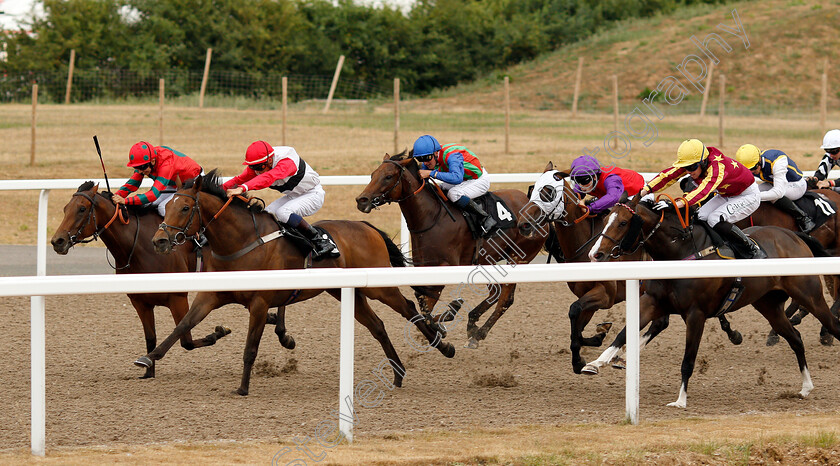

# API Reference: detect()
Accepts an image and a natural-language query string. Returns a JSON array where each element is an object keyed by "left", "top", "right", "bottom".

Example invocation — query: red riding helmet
[
  {"left": 244, "top": 141, "right": 275, "bottom": 165},
  {"left": 127, "top": 141, "right": 157, "bottom": 167}
]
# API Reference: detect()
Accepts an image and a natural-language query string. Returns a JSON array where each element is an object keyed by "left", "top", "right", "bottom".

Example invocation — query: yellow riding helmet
[
  {"left": 673, "top": 139, "right": 710, "bottom": 167},
  {"left": 735, "top": 144, "right": 761, "bottom": 169}
]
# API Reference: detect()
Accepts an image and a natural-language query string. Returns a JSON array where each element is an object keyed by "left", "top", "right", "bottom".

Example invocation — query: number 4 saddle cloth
[{"left": 462, "top": 192, "right": 517, "bottom": 239}]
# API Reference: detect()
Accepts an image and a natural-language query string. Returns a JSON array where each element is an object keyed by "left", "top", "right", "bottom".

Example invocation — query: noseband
[
  {"left": 158, "top": 192, "right": 203, "bottom": 246},
  {"left": 68, "top": 192, "right": 127, "bottom": 245},
  {"left": 368, "top": 159, "right": 426, "bottom": 208}
]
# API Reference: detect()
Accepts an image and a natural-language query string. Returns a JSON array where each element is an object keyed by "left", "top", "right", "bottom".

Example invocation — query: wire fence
[{"left": 0, "top": 69, "right": 389, "bottom": 105}]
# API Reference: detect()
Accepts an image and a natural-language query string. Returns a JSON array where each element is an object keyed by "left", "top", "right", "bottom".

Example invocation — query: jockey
[
  {"left": 222, "top": 141, "right": 338, "bottom": 260},
  {"left": 569, "top": 155, "right": 645, "bottom": 214},
  {"left": 112, "top": 142, "right": 202, "bottom": 216},
  {"left": 413, "top": 135, "right": 497, "bottom": 235},
  {"left": 640, "top": 138, "right": 766, "bottom": 259},
  {"left": 807, "top": 129, "right": 840, "bottom": 189},
  {"left": 735, "top": 144, "right": 816, "bottom": 233}
]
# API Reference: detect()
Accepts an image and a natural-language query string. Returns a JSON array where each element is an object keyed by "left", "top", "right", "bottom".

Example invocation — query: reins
[{"left": 69, "top": 191, "right": 129, "bottom": 245}]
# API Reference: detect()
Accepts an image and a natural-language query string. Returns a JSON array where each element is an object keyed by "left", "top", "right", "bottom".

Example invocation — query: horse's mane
[
  {"left": 388, "top": 149, "right": 421, "bottom": 178},
  {"left": 189, "top": 169, "right": 264, "bottom": 213},
  {"left": 77, "top": 181, "right": 96, "bottom": 193}
]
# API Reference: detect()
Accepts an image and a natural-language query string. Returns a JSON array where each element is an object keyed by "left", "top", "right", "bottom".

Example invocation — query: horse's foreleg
[
  {"left": 135, "top": 292, "right": 222, "bottom": 370},
  {"left": 167, "top": 295, "right": 231, "bottom": 350},
  {"left": 414, "top": 286, "right": 447, "bottom": 338},
  {"left": 341, "top": 290, "right": 405, "bottom": 388},
  {"left": 767, "top": 301, "right": 801, "bottom": 346},
  {"left": 467, "top": 284, "right": 516, "bottom": 348},
  {"left": 569, "top": 284, "right": 613, "bottom": 374},
  {"left": 272, "top": 306, "right": 296, "bottom": 349},
  {"left": 236, "top": 298, "right": 270, "bottom": 396},
  {"left": 609, "top": 315, "right": 672, "bottom": 370},
  {"left": 666, "top": 310, "right": 706, "bottom": 408},
  {"left": 717, "top": 315, "right": 743, "bottom": 345},
  {"left": 754, "top": 295, "right": 812, "bottom": 398},
  {"left": 582, "top": 293, "right": 660, "bottom": 375},
  {"left": 370, "top": 288, "right": 455, "bottom": 359},
  {"left": 129, "top": 298, "right": 157, "bottom": 379}
]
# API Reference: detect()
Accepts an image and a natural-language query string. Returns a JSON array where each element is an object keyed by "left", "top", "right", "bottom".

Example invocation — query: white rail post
[
  {"left": 31, "top": 189, "right": 49, "bottom": 456},
  {"left": 400, "top": 215, "right": 409, "bottom": 257},
  {"left": 625, "top": 279, "right": 640, "bottom": 425},
  {"left": 339, "top": 287, "right": 355, "bottom": 442}
]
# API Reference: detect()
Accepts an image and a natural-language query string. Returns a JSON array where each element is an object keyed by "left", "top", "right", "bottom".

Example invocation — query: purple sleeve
[{"left": 588, "top": 174, "right": 625, "bottom": 212}]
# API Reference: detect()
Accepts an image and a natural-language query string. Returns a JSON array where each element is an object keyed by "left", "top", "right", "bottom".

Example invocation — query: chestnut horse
[
  {"left": 50, "top": 181, "right": 231, "bottom": 378},
  {"left": 144, "top": 171, "right": 455, "bottom": 395},
  {"left": 736, "top": 189, "right": 840, "bottom": 346},
  {"left": 355, "top": 151, "right": 546, "bottom": 348},
  {"left": 586, "top": 195, "right": 840, "bottom": 408}
]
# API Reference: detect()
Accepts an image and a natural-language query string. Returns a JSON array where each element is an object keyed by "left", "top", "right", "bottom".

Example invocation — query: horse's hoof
[
  {"left": 134, "top": 356, "right": 153, "bottom": 368},
  {"left": 464, "top": 338, "right": 479, "bottom": 349},
  {"left": 439, "top": 342, "right": 456, "bottom": 358},
  {"left": 235, "top": 387, "right": 248, "bottom": 396},
  {"left": 790, "top": 315, "right": 803, "bottom": 326},
  {"left": 280, "top": 334, "right": 296, "bottom": 350},
  {"left": 595, "top": 322, "right": 613, "bottom": 334},
  {"left": 728, "top": 331, "right": 743, "bottom": 345},
  {"left": 610, "top": 357, "right": 626, "bottom": 370},
  {"left": 216, "top": 325, "right": 232, "bottom": 336},
  {"left": 394, "top": 377, "right": 403, "bottom": 388},
  {"left": 580, "top": 364, "right": 599, "bottom": 375},
  {"left": 766, "top": 333, "right": 780, "bottom": 346},
  {"left": 139, "top": 370, "right": 154, "bottom": 379},
  {"left": 666, "top": 401, "right": 687, "bottom": 408},
  {"left": 819, "top": 334, "right": 834, "bottom": 346}
]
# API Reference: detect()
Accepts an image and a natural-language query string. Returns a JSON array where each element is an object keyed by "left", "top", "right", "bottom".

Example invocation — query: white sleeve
[{"left": 759, "top": 157, "right": 789, "bottom": 201}]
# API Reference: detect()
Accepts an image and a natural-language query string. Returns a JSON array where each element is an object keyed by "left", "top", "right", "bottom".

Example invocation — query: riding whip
[{"left": 93, "top": 135, "right": 112, "bottom": 193}]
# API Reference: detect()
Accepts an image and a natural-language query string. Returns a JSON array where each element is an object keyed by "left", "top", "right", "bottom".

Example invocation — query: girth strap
[{"left": 211, "top": 230, "right": 283, "bottom": 261}]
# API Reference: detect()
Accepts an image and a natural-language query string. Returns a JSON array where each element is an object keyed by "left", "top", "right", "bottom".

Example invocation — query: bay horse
[
  {"left": 145, "top": 171, "right": 455, "bottom": 396},
  {"left": 585, "top": 195, "right": 840, "bottom": 408},
  {"left": 50, "top": 181, "right": 231, "bottom": 378},
  {"left": 736, "top": 189, "right": 840, "bottom": 346},
  {"left": 355, "top": 150, "right": 546, "bottom": 348}
]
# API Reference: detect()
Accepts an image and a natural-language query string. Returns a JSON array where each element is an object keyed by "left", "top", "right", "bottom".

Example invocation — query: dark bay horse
[
  {"left": 585, "top": 195, "right": 840, "bottom": 408},
  {"left": 736, "top": 189, "right": 840, "bottom": 346},
  {"left": 50, "top": 181, "right": 231, "bottom": 378},
  {"left": 355, "top": 151, "right": 546, "bottom": 348},
  {"left": 145, "top": 171, "right": 455, "bottom": 396},
  {"left": 516, "top": 163, "right": 645, "bottom": 373}
]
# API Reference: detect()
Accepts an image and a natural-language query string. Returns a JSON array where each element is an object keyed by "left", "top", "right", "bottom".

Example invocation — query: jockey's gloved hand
[
  {"left": 651, "top": 200, "right": 671, "bottom": 211},
  {"left": 584, "top": 197, "right": 596, "bottom": 206}
]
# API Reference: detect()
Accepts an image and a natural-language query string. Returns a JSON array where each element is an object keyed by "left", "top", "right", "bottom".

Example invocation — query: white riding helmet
[{"left": 820, "top": 129, "right": 840, "bottom": 150}]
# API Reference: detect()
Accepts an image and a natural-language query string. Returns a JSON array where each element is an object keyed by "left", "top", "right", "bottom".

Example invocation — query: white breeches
[
  {"left": 265, "top": 185, "right": 325, "bottom": 223},
  {"left": 439, "top": 169, "right": 491, "bottom": 202},
  {"left": 698, "top": 182, "right": 761, "bottom": 227}
]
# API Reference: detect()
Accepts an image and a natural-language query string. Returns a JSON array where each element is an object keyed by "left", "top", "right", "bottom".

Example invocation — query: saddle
[
  {"left": 695, "top": 221, "right": 767, "bottom": 260},
  {"left": 462, "top": 192, "right": 517, "bottom": 239}
]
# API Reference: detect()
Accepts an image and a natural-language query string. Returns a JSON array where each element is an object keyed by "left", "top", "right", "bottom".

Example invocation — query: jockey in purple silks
[{"left": 569, "top": 156, "right": 645, "bottom": 214}]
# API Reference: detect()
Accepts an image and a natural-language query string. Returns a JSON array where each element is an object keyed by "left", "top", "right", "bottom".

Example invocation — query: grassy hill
[{"left": 418, "top": 0, "right": 840, "bottom": 116}]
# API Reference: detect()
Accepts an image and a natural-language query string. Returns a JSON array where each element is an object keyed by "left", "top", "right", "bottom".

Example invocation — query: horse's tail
[
  {"left": 362, "top": 221, "right": 437, "bottom": 297},
  {"left": 795, "top": 231, "right": 831, "bottom": 257}
]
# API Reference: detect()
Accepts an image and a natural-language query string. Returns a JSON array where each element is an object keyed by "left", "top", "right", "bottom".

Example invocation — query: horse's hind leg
[
  {"left": 753, "top": 294, "right": 812, "bottom": 398},
  {"left": 129, "top": 298, "right": 157, "bottom": 379},
  {"left": 166, "top": 295, "right": 231, "bottom": 351},
  {"left": 767, "top": 301, "right": 801, "bottom": 346},
  {"left": 333, "top": 289, "right": 406, "bottom": 388},
  {"left": 368, "top": 287, "right": 455, "bottom": 359},
  {"left": 717, "top": 315, "right": 743, "bottom": 345},
  {"left": 569, "top": 284, "right": 613, "bottom": 374},
  {"left": 467, "top": 284, "right": 516, "bottom": 349},
  {"left": 791, "top": 276, "right": 840, "bottom": 346},
  {"left": 414, "top": 286, "right": 447, "bottom": 338},
  {"left": 610, "top": 315, "right": 671, "bottom": 370},
  {"left": 272, "top": 306, "right": 296, "bottom": 349}
]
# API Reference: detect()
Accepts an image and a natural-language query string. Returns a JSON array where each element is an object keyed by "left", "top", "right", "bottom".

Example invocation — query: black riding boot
[
  {"left": 296, "top": 220, "right": 339, "bottom": 260},
  {"left": 464, "top": 199, "right": 498, "bottom": 235},
  {"left": 773, "top": 196, "right": 816, "bottom": 233},
  {"left": 713, "top": 221, "right": 767, "bottom": 259}
]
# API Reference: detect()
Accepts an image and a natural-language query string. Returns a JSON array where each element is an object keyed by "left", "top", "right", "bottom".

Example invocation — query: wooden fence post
[
  {"left": 504, "top": 76, "right": 510, "bottom": 154},
  {"left": 612, "top": 75, "right": 619, "bottom": 149},
  {"left": 282, "top": 76, "right": 287, "bottom": 146},
  {"left": 719, "top": 74, "right": 725, "bottom": 147},
  {"left": 30, "top": 84, "right": 38, "bottom": 166},
  {"left": 821, "top": 58, "right": 828, "bottom": 136},
  {"left": 64, "top": 49, "right": 75, "bottom": 104},
  {"left": 699, "top": 61, "right": 714, "bottom": 119},
  {"left": 159, "top": 78, "right": 165, "bottom": 145},
  {"left": 199, "top": 48, "right": 212, "bottom": 108},
  {"left": 323, "top": 55, "right": 345, "bottom": 114},
  {"left": 394, "top": 78, "right": 400, "bottom": 154},
  {"left": 572, "top": 57, "right": 583, "bottom": 117}
]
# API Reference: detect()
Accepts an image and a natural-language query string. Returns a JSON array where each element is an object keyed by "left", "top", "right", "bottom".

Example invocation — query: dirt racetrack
[{"left": 2, "top": 246, "right": 840, "bottom": 452}]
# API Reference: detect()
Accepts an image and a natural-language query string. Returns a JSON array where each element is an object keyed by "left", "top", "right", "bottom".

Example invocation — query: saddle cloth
[
  {"left": 796, "top": 191, "right": 836, "bottom": 230},
  {"left": 463, "top": 192, "right": 517, "bottom": 239}
]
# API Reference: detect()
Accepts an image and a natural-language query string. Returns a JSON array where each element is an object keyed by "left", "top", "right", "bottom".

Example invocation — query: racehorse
[
  {"left": 50, "top": 181, "right": 231, "bottom": 378},
  {"left": 145, "top": 170, "right": 455, "bottom": 395},
  {"left": 736, "top": 189, "right": 840, "bottom": 346},
  {"left": 585, "top": 195, "right": 840, "bottom": 408},
  {"left": 355, "top": 150, "right": 546, "bottom": 348}
]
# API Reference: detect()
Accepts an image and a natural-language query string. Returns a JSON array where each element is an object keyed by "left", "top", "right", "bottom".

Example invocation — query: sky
[{"left": 0, "top": 0, "right": 413, "bottom": 30}]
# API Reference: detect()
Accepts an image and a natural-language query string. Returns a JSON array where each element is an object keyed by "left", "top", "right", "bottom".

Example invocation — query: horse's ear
[
  {"left": 544, "top": 161, "right": 554, "bottom": 172},
  {"left": 630, "top": 192, "right": 642, "bottom": 206},
  {"left": 194, "top": 174, "right": 203, "bottom": 190},
  {"left": 175, "top": 175, "right": 183, "bottom": 189},
  {"left": 383, "top": 153, "right": 390, "bottom": 161},
  {"left": 91, "top": 184, "right": 99, "bottom": 195}
]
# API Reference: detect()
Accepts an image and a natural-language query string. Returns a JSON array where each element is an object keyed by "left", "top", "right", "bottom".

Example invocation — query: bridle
[
  {"left": 368, "top": 159, "right": 427, "bottom": 208},
  {"left": 67, "top": 191, "right": 137, "bottom": 270},
  {"left": 157, "top": 190, "right": 250, "bottom": 246},
  {"left": 603, "top": 195, "right": 692, "bottom": 258}
]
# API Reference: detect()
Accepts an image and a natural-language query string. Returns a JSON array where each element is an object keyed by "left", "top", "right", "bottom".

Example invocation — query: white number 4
[{"left": 496, "top": 202, "right": 513, "bottom": 221}]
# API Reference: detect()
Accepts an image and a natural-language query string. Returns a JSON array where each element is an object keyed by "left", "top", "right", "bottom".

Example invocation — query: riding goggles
[
  {"left": 250, "top": 162, "right": 271, "bottom": 172},
  {"left": 684, "top": 162, "right": 701, "bottom": 171},
  {"left": 134, "top": 163, "right": 151, "bottom": 171},
  {"left": 571, "top": 175, "right": 594, "bottom": 186},
  {"left": 415, "top": 154, "right": 434, "bottom": 163},
  {"left": 826, "top": 148, "right": 840, "bottom": 155}
]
